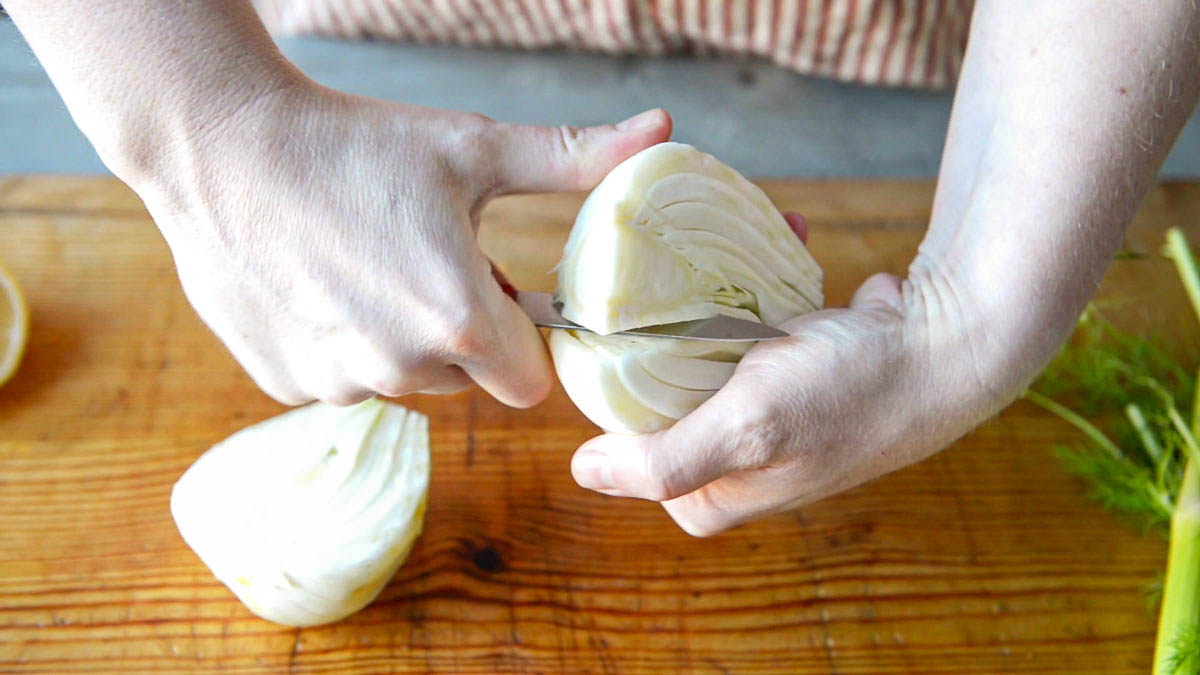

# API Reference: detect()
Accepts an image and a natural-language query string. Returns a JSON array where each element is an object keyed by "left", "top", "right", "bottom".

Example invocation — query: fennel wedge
[
  {"left": 550, "top": 142, "right": 823, "bottom": 434},
  {"left": 171, "top": 398, "right": 429, "bottom": 627}
]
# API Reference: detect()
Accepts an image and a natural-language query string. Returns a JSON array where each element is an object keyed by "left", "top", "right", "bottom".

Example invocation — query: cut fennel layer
[
  {"left": 551, "top": 329, "right": 749, "bottom": 434},
  {"left": 556, "top": 142, "right": 822, "bottom": 336}
]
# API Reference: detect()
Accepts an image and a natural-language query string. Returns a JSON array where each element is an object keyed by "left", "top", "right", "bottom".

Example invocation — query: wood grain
[{"left": 2, "top": 176, "right": 1199, "bottom": 673}]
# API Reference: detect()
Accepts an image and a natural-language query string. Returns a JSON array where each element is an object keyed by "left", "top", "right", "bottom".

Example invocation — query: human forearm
[
  {"left": 914, "top": 0, "right": 1200, "bottom": 402},
  {"left": 567, "top": 2, "right": 1199, "bottom": 534},
  {"left": 4, "top": 0, "right": 302, "bottom": 183}
]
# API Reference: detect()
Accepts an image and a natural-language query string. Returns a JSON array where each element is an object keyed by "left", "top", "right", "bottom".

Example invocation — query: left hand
[
  {"left": 568, "top": 222, "right": 1016, "bottom": 536},
  {"left": 566, "top": 0, "right": 1200, "bottom": 536}
]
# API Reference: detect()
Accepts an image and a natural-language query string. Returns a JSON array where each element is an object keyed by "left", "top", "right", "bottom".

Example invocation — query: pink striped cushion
[{"left": 253, "top": 0, "right": 973, "bottom": 89}]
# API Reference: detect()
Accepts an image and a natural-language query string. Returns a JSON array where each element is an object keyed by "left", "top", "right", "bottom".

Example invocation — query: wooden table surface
[{"left": 1, "top": 176, "right": 1199, "bottom": 674}]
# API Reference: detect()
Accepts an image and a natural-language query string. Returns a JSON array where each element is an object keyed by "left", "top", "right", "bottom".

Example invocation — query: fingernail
[
  {"left": 783, "top": 212, "right": 808, "bottom": 244},
  {"left": 616, "top": 109, "right": 661, "bottom": 132},
  {"left": 572, "top": 449, "right": 614, "bottom": 491}
]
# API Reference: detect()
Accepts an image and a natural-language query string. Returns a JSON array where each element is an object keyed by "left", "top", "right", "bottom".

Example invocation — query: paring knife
[{"left": 515, "top": 291, "right": 789, "bottom": 342}]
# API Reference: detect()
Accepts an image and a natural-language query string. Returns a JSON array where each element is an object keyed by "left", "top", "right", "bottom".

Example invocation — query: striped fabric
[{"left": 253, "top": 0, "right": 974, "bottom": 89}]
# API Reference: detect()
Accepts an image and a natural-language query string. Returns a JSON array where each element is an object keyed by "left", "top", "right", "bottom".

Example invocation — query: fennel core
[{"left": 1024, "top": 227, "right": 1200, "bottom": 674}]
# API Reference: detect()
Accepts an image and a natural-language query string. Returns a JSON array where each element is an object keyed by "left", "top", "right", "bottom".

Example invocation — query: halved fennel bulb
[
  {"left": 170, "top": 399, "right": 429, "bottom": 627},
  {"left": 550, "top": 142, "right": 823, "bottom": 434}
]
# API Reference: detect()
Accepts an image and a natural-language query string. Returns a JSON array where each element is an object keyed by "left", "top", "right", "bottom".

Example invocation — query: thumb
[
  {"left": 570, "top": 386, "right": 765, "bottom": 502},
  {"left": 491, "top": 109, "right": 672, "bottom": 194}
]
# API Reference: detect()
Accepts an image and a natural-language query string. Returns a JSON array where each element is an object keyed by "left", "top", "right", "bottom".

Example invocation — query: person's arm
[
  {"left": 4, "top": 0, "right": 672, "bottom": 406},
  {"left": 918, "top": 0, "right": 1200, "bottom": 396},
  {"left": 569, "top": 1, "right": 1200, "bottom": 535},
  {"left": 3, "top": 1, "right": 297, "bottom": 186}
]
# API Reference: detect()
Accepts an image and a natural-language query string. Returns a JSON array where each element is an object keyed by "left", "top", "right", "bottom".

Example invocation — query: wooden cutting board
[{"left": 1, "top": 176, "right": 1199, "bottom": 674}]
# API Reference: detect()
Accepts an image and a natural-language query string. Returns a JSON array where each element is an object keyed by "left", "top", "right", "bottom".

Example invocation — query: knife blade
[{"left": 515, "top": 291, "right": 789, "bottom": 342}]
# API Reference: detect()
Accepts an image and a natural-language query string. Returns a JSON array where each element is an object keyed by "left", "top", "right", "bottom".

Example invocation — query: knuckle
[
  {"left": 291, "top": 356, "right": 370, "bottom": 407},
  {"left": 442, "top": 112, "right": 497, "bottom": 148},
  {"left": 359, "top": 362, "right": 415, "bottom": 399},
  {"left": 419, "top": 379, "right": 473, "bottom": 395},
  {"left": 446, "top": 328, "right": 485, "bottom": 360},
  {"left": 642, "top": 452, "right": 685, "bottom": 502},
  {"left": 301, "top": 368, "right": 372, "bottom": 406},
  {"left": 552, "top": 125, "right": 588, "bottom": 188},
  {"left": 370, "top": 356, "right": 439, "bottom": 398},
  {"left": 420, "top": 366, "right": 474, "bottom": 395},
  {"left": 389, "top": 365, "right": 472, "bottom": 397},
  {"left": 644, "top": 482, "right": 677, "bottom": 503},
  {"left": 374, "top": 379, "right": 413, "bottom": 399},
  {"left": 432, "top": 301, "right": 491, "bottom": 361},
  {"left": 440, "top": 113, "right": 499, "bottom": 183},
  {"left": 324, "top": 388, "right": 373, "bottom": 407},
  {"left": 241, "top": 360, "right": 310, "bottom": 406},
  {"left": 554, "top": 124, "right": 587, "bottom": 156}
]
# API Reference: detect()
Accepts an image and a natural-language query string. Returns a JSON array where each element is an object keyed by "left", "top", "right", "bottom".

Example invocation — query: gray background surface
[{"left": 2, "top": 16, "right": 1198, "bottom": 178}]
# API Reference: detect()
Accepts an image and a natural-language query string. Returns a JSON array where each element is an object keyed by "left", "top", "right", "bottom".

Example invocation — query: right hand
[{"left": 130, "top": 81, "right": 671, "bottom": 406}]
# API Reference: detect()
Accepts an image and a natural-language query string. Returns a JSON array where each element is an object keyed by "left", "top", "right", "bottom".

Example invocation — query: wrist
[
  {"left": 904, "top": 254, "right": 1090, "bottom": 422},
  {"left": 100, "top": 62, "right": 311, "bottom": 190}
]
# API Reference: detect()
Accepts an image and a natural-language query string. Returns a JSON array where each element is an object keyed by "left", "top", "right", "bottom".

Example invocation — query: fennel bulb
[
  {"left": 170, "top": 398, "right": 430, "bottom": 627},
  {"left": 550, "top": 142, "right": 823, "bottom": 434}
]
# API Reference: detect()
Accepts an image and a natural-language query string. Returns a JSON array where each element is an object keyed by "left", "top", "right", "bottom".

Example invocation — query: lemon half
[{"left": 0, "top": 260, "right": 29, "bottom": 387}]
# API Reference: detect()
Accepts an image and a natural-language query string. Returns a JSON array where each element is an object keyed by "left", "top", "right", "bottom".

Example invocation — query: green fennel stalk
[
  {"left": 1027, "top": 227, "right": 1200, "bottom": 674},
  {"left": 1159, "top": 459, "right": 1200, "bottom": 674},
  {"left": 1156, "top": 230, "right": 1200, "bottom": 674}
]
